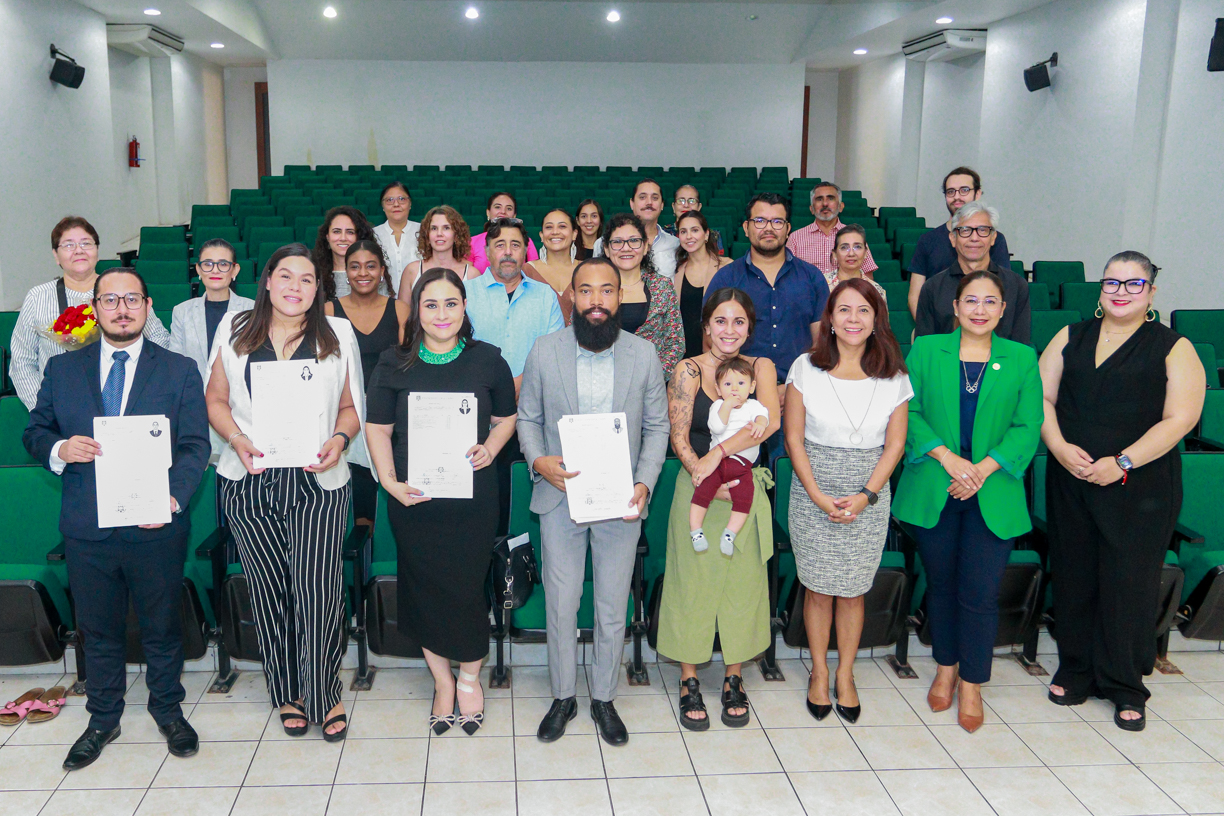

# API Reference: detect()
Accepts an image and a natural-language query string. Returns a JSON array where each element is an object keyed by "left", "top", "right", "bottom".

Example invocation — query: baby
[{"left": 690, "top": 357, "right": 769, "bottom": 556}]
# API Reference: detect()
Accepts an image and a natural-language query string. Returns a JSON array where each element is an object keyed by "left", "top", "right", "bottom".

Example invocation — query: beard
[
  {"left": 749, "top": 236, "right": 785, "bottom": 258},
  {"left": 572, "top": 305, "right": 622, "bottom": 352},
  {"left": 101, "top": 319, "right": 142, "bottom": 344}
]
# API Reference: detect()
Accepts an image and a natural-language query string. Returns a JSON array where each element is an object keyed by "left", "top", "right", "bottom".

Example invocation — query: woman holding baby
[
  {"left": 784, "top": 278, "right": 911, "bottom": 724},
  {"left": 655, "top": 287, "right": 781, "bottom": 731}
]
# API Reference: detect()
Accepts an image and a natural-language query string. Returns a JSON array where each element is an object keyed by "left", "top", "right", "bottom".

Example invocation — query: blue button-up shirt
[
  {"left": 704, "top": 249, "right": 830, "bottom": 382},
  {"left": 576, "top": 343, "right": 615, "bottom": 415},
  {"left": 465, "top": 270, "right": 565, "bottom": 377}
]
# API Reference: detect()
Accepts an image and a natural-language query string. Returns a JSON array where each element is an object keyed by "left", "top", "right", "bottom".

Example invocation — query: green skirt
[{"left": 655, "top": 464, "right": 774, "bottom": 665}]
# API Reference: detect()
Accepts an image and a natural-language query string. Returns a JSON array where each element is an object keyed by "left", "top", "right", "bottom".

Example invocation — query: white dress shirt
[
  {"left": 49, "top": 335, "right": 145, "bottom": 473},
  {"left": 373, "top": 219, "right": 422, "bottom": 278}
]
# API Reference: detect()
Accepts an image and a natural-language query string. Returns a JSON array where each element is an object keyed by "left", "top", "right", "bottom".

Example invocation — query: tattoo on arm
[{"left": 668, "top": 360, "right": 701, "bottom": 471}]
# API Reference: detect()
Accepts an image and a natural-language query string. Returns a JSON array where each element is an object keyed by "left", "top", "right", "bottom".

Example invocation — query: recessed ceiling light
[
  {"left": 323, "top": 6, "right": 337, "bottom": 18},
  {"left": 746, "top": 14, "right": 758, "bottom": 21},
  {"left": 210, "top": 43, "right": 225, "bottom": 49},
  {"left": 465, "top": 7, "right": 479, "bottom": 19},
  {"left": 853, "top": 48, "right": 868, "bottom": 55},
  {"left": 607, "top": 10, "right": 621, "bottom": 22},
  {"left": 143, "top": 7, "right": 160, "bottom": 15},
  {"left": 936, "top": 16, "right": 954, "bottom": 24}
]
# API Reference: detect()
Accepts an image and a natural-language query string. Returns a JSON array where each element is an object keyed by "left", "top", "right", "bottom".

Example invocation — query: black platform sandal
[
  {"left": 679, "top": 677, "right": 710, "bottom": 732},
  {"left": 721, "top": 675, "right": 750, "bottom": 728},
  {"left": 280, "top": 704, "right": 308, "bottom": 737},
  {"left": 1114, "top": 704, "right": 1146, "bottom": 732},
  {"left": 1047, "top": 686, "right": 1090, "bottom": 706},
  {"left": 322, "top": 712, "right": 348, "bottom": 743}
]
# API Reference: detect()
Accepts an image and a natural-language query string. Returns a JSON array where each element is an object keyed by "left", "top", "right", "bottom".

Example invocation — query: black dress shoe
[
  {"left": 590, "top": 700, "right": 628, "bottom": 746},
  {"left": 834, "top": 679, "right": 861, "bottom": 724},
  {"left": 63, "top": 726, "right": 121, "bottom": 771},
  {"left": 536, "top": 697, "right": 577, "bottom": 742},
  {"left": 158, "top": 717, "right": 199, "bottom": 757}
]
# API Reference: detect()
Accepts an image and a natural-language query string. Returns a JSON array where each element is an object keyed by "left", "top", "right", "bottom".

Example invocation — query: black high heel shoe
[
  {"left": 806, "top": 673, "right": 832, "bottom": 721},
  {"left": 834, "top": 677, "right": 861, "bottom": 724},
  {"left": 430, "top": 691, "right": 456, "bottom": 736}
]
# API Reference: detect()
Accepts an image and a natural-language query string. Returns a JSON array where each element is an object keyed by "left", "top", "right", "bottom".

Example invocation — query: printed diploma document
[
  {"left": 250, "top": 360, "right": 323, "bottom": 468},
  {"left": 93, "top": 414, "right": 173, "bottom": 528},
  {"left": 557, "top": 412, "right": 635, "bottom": 523},
  {"left": 406, "top": 392, "right": 477, "bottom": 499}
]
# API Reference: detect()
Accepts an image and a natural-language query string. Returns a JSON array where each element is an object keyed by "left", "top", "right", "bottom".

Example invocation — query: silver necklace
[
  {"left": 827, "top": 373, "right": 877, "bottom": 445},
  {"left": 962, "top": 360, "right": 986, "bottom": 394}
]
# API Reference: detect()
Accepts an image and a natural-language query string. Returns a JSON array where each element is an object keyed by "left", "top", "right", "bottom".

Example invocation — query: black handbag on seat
[{"left": 488, "top": 533, "right": 539, "bottom": 610}]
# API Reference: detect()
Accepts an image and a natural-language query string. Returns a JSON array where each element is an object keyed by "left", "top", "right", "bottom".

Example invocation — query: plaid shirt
[{"left": 786, "top": 220, "right": 878, "bottom": 277}]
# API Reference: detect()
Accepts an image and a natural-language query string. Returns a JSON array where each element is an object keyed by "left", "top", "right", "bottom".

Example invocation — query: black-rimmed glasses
[
  {"left": 1101, "top": 278, "right": 1150, "bottom": 294},
  {"left": 607, "top": 236, "right": 645, "bottom": 250},
  {"left": 197, "top": 260, "right": 234, "bottom": 273},
  {"left": 96, "top": 293, "right": 146, "bottom": 310},
  {"left": 952, "top": 225, "right": 996, "bottom": 238},
  {"left": 944, "top": 186, "right": 978, "bottom": 198},
  {"left": 748, "top": 217, "right": 787, "bottom": 230}
]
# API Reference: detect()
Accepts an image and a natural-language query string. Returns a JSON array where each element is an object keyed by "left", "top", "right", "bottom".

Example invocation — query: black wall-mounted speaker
[
  {"left": 1209, "top": 18, "right": 1224, "bottom": 72},
  {"left": 1024, "top": 63, "right": 1051, "bottom": 92},
  {"left": 49, "top": 44, "right": 85, "bottom": 89}
]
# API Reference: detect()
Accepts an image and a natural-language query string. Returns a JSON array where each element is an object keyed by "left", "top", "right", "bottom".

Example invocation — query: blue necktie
[{"left": 102, "top": 350, "right": 129, "bottom": 417}]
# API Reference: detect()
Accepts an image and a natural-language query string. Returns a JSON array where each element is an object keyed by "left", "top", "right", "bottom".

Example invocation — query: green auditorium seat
[
  {"left": 295, "top": 216, "right": 325, "bottom": 244},
  {"left": 364, "top": 487, "right": 424, "bottom": 660},
  {"left": 893, "top": 227, "right": 927, "bottom": 252},
  {"left": 256, "top": 242, "right": 292, "bottom": 276},
  {"left": 1060, "top": 281, "right": 1100, "bottom": 322},
  {"left": 283, "top": 204, "right": 321, "bottom": 223},
  {"left": 134, "top": 260, "right": 190, "bottom": 284},
  {"left": 154, "top": 310, "right": 173, "bottom": 330},
  {"left": 1192, "top": 343, "right": 1220, "bottom": 389},
  {"left": 877, "top": 207, "right": 917, "bottom": 229},
  {"left": 0, "top": 465, "right": 70, "bottom": 665},
  {"left": 889, "top": 310, "right": 916, "bottom": 343},
  {"left": 881, "top": 281, "right": 909, "bottom": 309},
  {"left": 1010, "top": 260, "right": 1026, "bottom": 278},
  {"left": 236, "top": 283, "right": 259, "bottom": 300},
  {"left": 873, "top": 260, "right": 902, "bottom": 283},
  {"left": 96, "top": 260, "right": 124, "bottom": 273},
  {"left": 0, "top": 311, "right": 18, "bottom": 353},
  {"left": 1172, "top": 453, "right": 1224, "bottom": 642},
  {"left": 230, "top": 189, "right": 265, "bottom": 203},
  {"left": 191, "top": 204, "right": 230, "bottom": 223},
  {"left": 233, "top": 204, "right": 276, "bottom": 229},
  {"left": 145, "top": 283, "right": 193, "bottom": 311},
  {"left": 1031, "top": 310, "right": 1081, "bottom": 352},
  {"left": 1027, "top": 282, "right": 1051, "bottom": 311},
  {"left": 191, "top": 225, "right": 242, "bottom": 253},
  {"left": 1031, "top": 261, "right": 1086, "bottom": 307},
  {"left": 246, "top": 226, "right": 294, "bottom": 250},
  {"left": 140, "top": 226, "right": 186, "bottom": 244},
  {"left": 315, "top": 164, "right": 344, "bottom": 174},
  {"left": 1197, "top": 389, "right": 1224, "bottom": 442},
  {"left": 900, "top": 243, "right": 918, "bottom": 272},
  {"left": 139, "top": 243, "right": 189, "bottom": 262},
  {"left": 1171, "top": 310, "right": 1224, "bottom": 370},
  {"left": 0, "top": 397, "right": 35, "bottom": 465},
  {"left": 241, "top": 216, "right": 286, "bottom": 239},
  {"left": 885, "top": 217, "right": 926, "bottom": 243}
]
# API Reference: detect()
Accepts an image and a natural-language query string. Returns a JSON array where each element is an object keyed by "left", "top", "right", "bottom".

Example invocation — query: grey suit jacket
[
  {"left": 168, "top": 294, "right": 256, "bottom": 384},
  {"left": 517, "top": 327, "right": 670, "bottom": 518}
]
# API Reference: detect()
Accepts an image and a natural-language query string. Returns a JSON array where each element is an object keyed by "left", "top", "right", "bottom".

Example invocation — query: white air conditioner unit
[
  {"left": 903, "top": 29, "right": 987, "bottom": 63},
  {"left": 107, "top": 24, "right": 185, "bottom": 57}
]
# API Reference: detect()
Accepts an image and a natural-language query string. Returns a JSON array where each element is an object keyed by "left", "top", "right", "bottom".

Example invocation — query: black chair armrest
[
  {"left": 342, "top": 523, "right": 372, "bottom": 561},
  {"left": 1184, "top": 435, "right": 1224, "bottom": 452},
  {"left": 889, "top": 517, "right": 918, "bottom": 574},
  {"left": 46, "top": 540, "right": 66, "bottom": 562},
  {"left": 195, "top": 526, "right": 229, "bottom": 560},
  {"left": 1169, "top": 523, "right": 1205, "bottom": 557}
]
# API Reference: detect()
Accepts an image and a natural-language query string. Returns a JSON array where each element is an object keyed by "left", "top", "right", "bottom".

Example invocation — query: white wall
[
  {"left": 834, "top": 53, "right": 907, "bottom": 208},
  {"left": 107, "top": 48, "right": 160, "bottom": 248},
  {"left": 223, "top": 66, "right": 266, "bottom": 194},
  {"left": 1149, "top": 0, "right": 1224, "bottom": 310},
  {"left": 914, "top": 53, "right": 986, "bottom": 226},
  {"left": 266, "top": 60, "right": 805, "bottom": 176},
  {"left": 804, "top": 71, "right": 839, "bottom": 181}
]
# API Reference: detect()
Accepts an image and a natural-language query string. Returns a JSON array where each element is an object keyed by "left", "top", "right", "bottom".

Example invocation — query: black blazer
[{"left": 23, "top": 340, "right": 211, "bottom": 542}]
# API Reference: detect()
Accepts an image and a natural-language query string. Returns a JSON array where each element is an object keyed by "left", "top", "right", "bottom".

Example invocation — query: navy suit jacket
[{"left": 23, "top": 339, "right": 211, "bottom": 542}]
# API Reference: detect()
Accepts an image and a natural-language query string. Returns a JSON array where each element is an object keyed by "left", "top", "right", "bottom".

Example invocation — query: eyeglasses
[
  {"left": 197, "top": 260, "right": 234, "bottom": 273},
  {"left": 953, "top": 225, "right": 996, "bottom": 238},
  {"left": 96, "top": 293, "right": 146, "bottom": 310},
  {"left": 382, "top": 196, "right": 410, "bottom": 205},
  {"left": 944, "top": 186, "right": 978, "bottom": 198},
  {"left": 607, "top": 236, "right": 644, "bottom": 251},
  {"left": 1101, "top": 278, "right": 1150, "bottom": 294},
  {"left": 58, "top": 240, "right": 96, "bottom": 252},
  {"left": 674, "top": 197, "right": 699, "bottom": 206},
  {"left": 959, "top": 296, "right": 1003, "bottom": 311},
  {"left": 748, "top": 217, "right": 788, "bottom": 230}
]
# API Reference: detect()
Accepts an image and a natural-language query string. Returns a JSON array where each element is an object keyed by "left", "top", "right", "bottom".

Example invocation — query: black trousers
[
  {"left": 1048, "top": 466, "right": 1173, "bottom": 708},
  {"left": 65, "top": 532, "right": 188, "bottom": 732},
  {"left": 350, "top": 463, "right": 377, "bottom": 523},
  {"left": 495, "top": 434, "right": 523, "bottom": 537}
]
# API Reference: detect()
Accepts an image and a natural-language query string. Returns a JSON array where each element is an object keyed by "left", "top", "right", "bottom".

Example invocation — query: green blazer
[{"left": 892, "top": 328, "right": 1043, "bottom": 539}]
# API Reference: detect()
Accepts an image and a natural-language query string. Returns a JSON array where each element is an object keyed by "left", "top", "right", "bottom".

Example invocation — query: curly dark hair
[{"left": 312, "top": 206, "right": 375, "bottom": 301}]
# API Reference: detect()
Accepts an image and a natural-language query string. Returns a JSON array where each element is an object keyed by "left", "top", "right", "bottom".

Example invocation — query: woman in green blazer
[{"left": 893, "top": 270, "right": 1042, "bottom": 733}]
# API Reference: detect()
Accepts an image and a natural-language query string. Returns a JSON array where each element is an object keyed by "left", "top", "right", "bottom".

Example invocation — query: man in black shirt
[
  {"left": 914, "top": 201, "right": 1030, "bottom": 344},
  {"left": 907, "top": 167, "right": 1012, "bottom": 318}
]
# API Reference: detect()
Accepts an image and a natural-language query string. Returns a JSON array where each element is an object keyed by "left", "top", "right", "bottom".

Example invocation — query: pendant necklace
[
  {"left": 827, "top": 372, "right": 877, "bottom": 445},
  {"left": 962, "top": 360, "right": 986, "bottom": 394}
]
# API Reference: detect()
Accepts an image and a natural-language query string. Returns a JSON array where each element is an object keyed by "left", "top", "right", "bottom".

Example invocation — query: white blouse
[
  {"left": 373, "top": 220, "right": 422, "bottom": 279},
  {"left": 786, "top": 356, "right": 912, "bottom": 448}
]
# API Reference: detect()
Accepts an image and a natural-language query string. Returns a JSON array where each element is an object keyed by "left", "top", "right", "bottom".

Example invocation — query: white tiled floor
[{"left": 2, "top": 651, "right": 1224, "bottom": 815}]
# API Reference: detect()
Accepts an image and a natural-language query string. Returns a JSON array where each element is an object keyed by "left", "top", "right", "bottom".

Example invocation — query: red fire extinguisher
[{"left": 128, "top": 136, "right": 143, "bottom": 168}]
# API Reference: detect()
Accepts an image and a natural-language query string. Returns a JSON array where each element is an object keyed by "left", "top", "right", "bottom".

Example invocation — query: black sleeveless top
[
  {"left": 680, "top": 275, "right": 705, "bottom": 359},
  {"left": 332, "top": 297, "right": 399, "bottom": 391},
  {"left": 621, "top": 284, "right": 651, "bottom": 336},
  {"left": 1055, "top": 319, "right": 1181, "bottom": 462}
]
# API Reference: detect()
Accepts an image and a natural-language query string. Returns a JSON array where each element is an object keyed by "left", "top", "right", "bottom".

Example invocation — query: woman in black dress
[
  {"left": 673, "top": 210, "right": 732, "bottom": 359},
  {"left": 1039, "top": 251, "right": 1205, "bottom": 731},
  {"left": 326, "top": 240, "right": 409, "bottom": 527},
  {"left": 364, "top": 268, "right": 517, "bottom": 736}
]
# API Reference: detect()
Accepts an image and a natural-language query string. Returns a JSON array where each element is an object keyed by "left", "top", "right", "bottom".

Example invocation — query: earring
[
  {"left": 1146, "top": 308, "right": 1157, "bottom": 323},
  {"left": 1095, "top": 305, "right": 1104, "bottom": 319}
]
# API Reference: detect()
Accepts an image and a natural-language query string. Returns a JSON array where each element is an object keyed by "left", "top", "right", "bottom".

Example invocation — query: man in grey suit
[{"left": 518, "top": 257, "right": 670, "bottom": 746}]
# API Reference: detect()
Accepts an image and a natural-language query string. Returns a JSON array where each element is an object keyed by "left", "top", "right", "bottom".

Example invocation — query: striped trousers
[{"left": 221, "top": 468, "right": 351, "bottom": 724}]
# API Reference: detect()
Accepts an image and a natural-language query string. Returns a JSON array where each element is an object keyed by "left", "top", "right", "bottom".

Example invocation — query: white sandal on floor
[{"left": 455, "top": 669, "right": 485, "bottom": 736}]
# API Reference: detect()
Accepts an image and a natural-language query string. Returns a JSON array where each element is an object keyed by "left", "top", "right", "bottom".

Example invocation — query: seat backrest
[
  {"left": 1201, "top": 389, "right": 1224, "bottom": 440},
  {"left": 1031, "top": 261, "right": 1086, "bottom": 295},
  {"left": 1060, "top": 281, "right": 1100, "bottom": 320},
  {"left": 0, "top": 397, "right": 34, "bottom": 465},
  {"left": 882, "top": 281, "right": 909, "bottom": 308},
  {"left": 1180, "top": 453, "right": 1224, "bottom": 551},
  {"left": 139, "top": 243, "right": 189, "bottom": 262},
  {"left": 888, "top": 310, "right": 916, "bottom": 342},
  {"left": 1031, "top": 310, "right": 1081, "bottom": 352},
  {"left": 0, "top": 312, "right": 18, "bottom": 351},
  {"left": 145, "top": 283, "right": 194, "bottom": 311},
  {"left": 0, "top": 465, "right": 63, "bottom": 565},
  {"left": 773, "top": 457, "right": 793, "bottom": 538},
  {"left": 873, "top": 260, "right": 902, "bottom": 283},
  {"left": 1171, "top": 311, "right": 1224, "bottom": 364},
  {"left": 134, "top": 259, "right": 190, "bottom": 284},
  {"left": 141, "top": 225, "right": 186, "bottom": 244},
  {"left": 1193, "top": 343, "right": 1220, "bottom": 389},
  {"left": 509, "top": 461, "right": 543, "bottom": 566},
  {"left": 1027, "top": 282, "right": 1051, "bottom": 311}
]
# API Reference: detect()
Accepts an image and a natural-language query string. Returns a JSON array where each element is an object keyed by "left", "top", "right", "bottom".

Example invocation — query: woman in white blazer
[
  {"left": 169, "top": 239, "right": 254, "bottom": 455},
  {"left": 204, "top": 243, "right": 366, "bottom": 743}
]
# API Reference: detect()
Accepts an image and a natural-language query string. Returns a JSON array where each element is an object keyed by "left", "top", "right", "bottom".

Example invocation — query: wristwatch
[
  {"left": 859, "top": 487, "right": 879, "bottom": 506},
  {"left": 1115, "top": 453, "right": 1133, "bottom": 485}
]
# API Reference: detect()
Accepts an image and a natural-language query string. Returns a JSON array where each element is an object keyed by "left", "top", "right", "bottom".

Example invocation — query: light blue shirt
[
  {"left": 576, "top": 343, "right": 615, "bottom": 415},
  {"left": 465, "top": 270, "right": 565, "bottom": 377}
]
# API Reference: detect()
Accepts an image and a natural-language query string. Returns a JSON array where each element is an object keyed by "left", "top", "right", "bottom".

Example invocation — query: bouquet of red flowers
[{"left": 40, "top": 303, "right": 99, "bottom": 349}]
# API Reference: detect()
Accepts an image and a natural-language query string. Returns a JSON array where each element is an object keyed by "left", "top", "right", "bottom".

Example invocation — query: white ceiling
[{"left": 78, "top": 0, "right": 1055, "bottom": 69}]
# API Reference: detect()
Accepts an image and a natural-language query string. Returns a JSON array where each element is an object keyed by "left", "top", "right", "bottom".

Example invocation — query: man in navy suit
[{"left": 24, "top": 268, "right": 210, "bottom": 771}]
